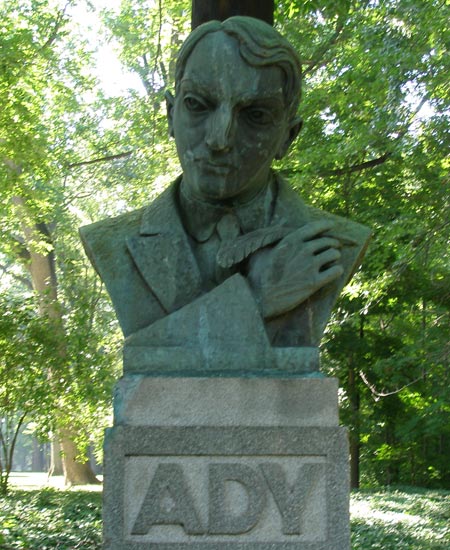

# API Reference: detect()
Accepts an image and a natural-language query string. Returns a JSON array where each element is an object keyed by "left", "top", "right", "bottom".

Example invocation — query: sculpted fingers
[
  {"left": 317, "top": 264, "right": 344, "bottom": 286},
  {"left": 298, "top": 220, "right": 335, "bottom": 242},
  {"left": 278, "top": 237, "right": 341, "bottom": 269},
  {"left": 280, "top": 220, "right": 335, "bottom": 247},
  {"left": 307, "top": 237, "right": 341, "bottom": 255},
  {"left": 315, "top": 247, "right": 341, "bottom": 269}
]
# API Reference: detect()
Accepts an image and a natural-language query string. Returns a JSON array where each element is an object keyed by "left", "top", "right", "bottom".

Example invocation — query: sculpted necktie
[
  {"left": 217, "top": 223, "right": 292, "bottom": 269},
  {"left": 215, "top": 213, "right": 241, "bottom": 281}
]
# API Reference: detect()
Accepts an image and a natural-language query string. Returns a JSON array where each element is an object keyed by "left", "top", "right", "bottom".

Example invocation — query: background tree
[
  {"left": 101, "top": 0, "right": 449, "bottom": 487},
  {"left": 275, "top": 0, "right": 449, "bottom": 487},
  {"left": 0, "top": 292, "right": 55, "bottom": 494},
  {"left": 0, "top": 0, "right": 447, "bottom": 490},
  {"left": 0, "top": 0, "right": 121, "bottom": 485}
]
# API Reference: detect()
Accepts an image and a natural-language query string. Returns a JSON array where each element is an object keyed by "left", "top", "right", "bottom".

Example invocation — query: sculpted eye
[
  {"left": 244, "top": 107, "right": 273, "bottom": 125},
  {"left": 184, "top": 96, "right": 208, "bottom": 112}
]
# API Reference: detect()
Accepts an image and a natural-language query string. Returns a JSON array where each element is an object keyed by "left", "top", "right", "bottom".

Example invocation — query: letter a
[{"left": 131, "top": 463, "right": 204, "bottom": 535}]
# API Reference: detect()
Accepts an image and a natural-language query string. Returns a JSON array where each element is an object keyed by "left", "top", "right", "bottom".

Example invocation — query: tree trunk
[
  {"left": 191, "top": 0, "right": 274, "bottom": 28},
  {"left": 31, "top": 438, "right": 45, "bottom": 471},
  {"left": 49, "top": 439, "right": 64, "bottom": 476},
  {"left": 348, "top": 362, "right": 360, "bottom": 489},
  {"left": 348, "top": 314, "right": 364, "bottom": 489},
  {"left": 12, "top": 197, "right": 98, "bottom": 485},
  {"left": 59, "top": 431, "right": 100, "bottom": 485}
]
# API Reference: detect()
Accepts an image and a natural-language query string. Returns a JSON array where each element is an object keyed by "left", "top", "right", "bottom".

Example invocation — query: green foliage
[
  {"left": 0, "top": 0, "right": 448, "bottom": 490},
  {"left": 352, "top": 488, "right": 450, "bottom": 549},
  {"left": 0, "top": 294, "right": 56, "bottom": 493},
  {"left": 0, "top": 0, "right": 98, "bottom": 210},
  {"left": 0, "top": 0, "right": 122, "bottom": 482},
  {"left": 0, "top": 486, "right": 448, "bottom": 549},
  {"left": 0, "top": 488, "right": 102, "bottom": 549}
]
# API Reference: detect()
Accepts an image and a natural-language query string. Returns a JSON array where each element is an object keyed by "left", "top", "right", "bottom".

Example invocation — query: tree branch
[
  {"left": 320, "top": 152, "right": 392, "bottom": 177},
  {"left": 7, "top": 412, "right": 28, "bottom": 480},
  {"left": 153, "top": 0, "right": 163, "bottom": 81},
  {"left": 0, "top": 263, "right": 33, "bottom": 290},
  {"left": 38, "top": 2, "right": 70, "bottom": 54},
  {"left": 303, "top": 13, "right": 348, "bottom": 75},
  {"left": 359, "top": 370, "right": 424, "bottom": 402},
  {"left": 320, "top": 95, "right": 430, "bottom": 177},
  {"left": 67, "top": 151, "right": 133, "bottom": 169}
]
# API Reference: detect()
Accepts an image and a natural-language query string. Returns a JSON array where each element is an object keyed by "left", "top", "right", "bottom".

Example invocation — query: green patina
[{"left": 80, "top": 17, "right": 371, "bottom": 376}]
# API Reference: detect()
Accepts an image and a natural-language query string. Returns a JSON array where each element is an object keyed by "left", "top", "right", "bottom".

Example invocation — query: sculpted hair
[{"left": 175, "top": 16, "right": 302, "bottom": 121}]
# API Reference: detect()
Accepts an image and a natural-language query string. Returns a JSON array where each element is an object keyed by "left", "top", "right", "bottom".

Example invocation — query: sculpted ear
[
  {"left": 165, "top": 90, "right": 175, "bottom": 138},
  {"left": 275, "top": 117, "right": 303, "bottom": 160}
]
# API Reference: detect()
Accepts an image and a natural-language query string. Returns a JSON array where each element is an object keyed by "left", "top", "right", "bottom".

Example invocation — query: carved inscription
[
  {"left": 208, "top": 463, "right": 267, "bottom": 535},
  {"left": 261, "top": 462, "right": 322, "bottom": 535},
  {"left": 131, "top": 461, "right": 325, "bottom": 537},
  {"left": 131, "top": 463, "right": 203, "bottom": 535}
]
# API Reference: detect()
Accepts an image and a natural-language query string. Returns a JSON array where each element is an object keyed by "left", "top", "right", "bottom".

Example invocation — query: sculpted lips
[{"left": 197, "top": 159, "right": 235, "bottom": 174}]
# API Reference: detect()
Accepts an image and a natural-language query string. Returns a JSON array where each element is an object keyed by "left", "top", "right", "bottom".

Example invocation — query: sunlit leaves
[
  {"left": 0, "top": 0, "right": 448, "bottom": 490},
  {"left": 275, "top": 0, "right": 450, "bottom": 488}
]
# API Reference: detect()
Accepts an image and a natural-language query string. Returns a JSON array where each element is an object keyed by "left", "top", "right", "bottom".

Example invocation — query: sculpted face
[{"left": 167, "top": 31, "right": 300, "bottom": 204}]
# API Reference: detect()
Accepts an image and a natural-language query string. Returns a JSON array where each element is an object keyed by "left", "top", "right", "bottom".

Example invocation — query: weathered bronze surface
[{"left": 80, "top": 17, "right": 370, "bottom": 375}]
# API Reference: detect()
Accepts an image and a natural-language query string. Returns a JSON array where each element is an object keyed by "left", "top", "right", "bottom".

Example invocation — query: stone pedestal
[{"left": 103, "top": 377, "right": 350, "bottom": 549}]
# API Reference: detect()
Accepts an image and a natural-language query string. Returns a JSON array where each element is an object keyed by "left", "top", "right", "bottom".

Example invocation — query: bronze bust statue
[{"left": 80, "top": 17, "right": 370, "bottom": 376}]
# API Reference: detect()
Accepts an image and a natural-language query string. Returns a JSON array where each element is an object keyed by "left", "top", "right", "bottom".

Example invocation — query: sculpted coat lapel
[
  {"left": 80, "top": 176, "right": 370, "bottom": 349},
  {"left": 80, "top": 180, "right": 199, "bottom": 338},
  {"left": 126, "top": 187, "right": 202, "bottom": 315}
]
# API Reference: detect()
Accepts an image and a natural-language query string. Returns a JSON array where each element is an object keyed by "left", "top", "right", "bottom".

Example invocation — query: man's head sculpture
[
  {"left": 175, "top": 17, "right": 302, "bottom": 123},
  {"left": 166, "top": 16, "right": 304, "bottom": 204},
  {"left": 79, "top": 15, "right": 371, "bottom": 375}
]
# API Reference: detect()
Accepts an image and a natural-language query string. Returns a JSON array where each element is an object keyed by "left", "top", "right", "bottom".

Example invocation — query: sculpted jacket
[{"left": 80, "top": 175, "right": 370, "bottom": 374}]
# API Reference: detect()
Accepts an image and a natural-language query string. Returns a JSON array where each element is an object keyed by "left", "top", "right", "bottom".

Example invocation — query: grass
[
  {"left": 351, "top": 487, "right": 450, "bottom": 549},
  {"left": 0, "top": 478, "right": 449, "bottom": 549},
  {"left": 0, "top": 488, "right": 102, "bottom": 549}
]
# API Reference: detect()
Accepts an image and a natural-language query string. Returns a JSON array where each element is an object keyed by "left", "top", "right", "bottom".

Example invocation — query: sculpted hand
[{"left": 248, "top": 220, "right": 344, "bottom": 318}]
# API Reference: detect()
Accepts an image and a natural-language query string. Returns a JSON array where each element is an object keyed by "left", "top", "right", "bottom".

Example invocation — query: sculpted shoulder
[
  {"left": 79, "top": 207, "right": 146, "bottom": 276},
  {"left": 273, "top": 175, "right": 310, "bottom": 227},
  {"left": 79, "top": 206, "right": 168, "bottom": 337},
  {"left": 78, "top": 184, "right": 181, "bottom": 337}
]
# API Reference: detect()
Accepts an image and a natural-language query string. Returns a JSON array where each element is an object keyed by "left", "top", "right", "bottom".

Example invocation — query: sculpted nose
[{"left": 206, "top": 106, "right": 234, "bottom": 152}]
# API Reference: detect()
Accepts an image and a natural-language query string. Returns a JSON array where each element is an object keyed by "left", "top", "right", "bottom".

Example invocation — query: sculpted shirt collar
[
  {"left": 179, "top": 174, "right": 276, "bottom": 243},
  {"left": 138, "top": 172, "right": 311, "bottom": 239}
]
